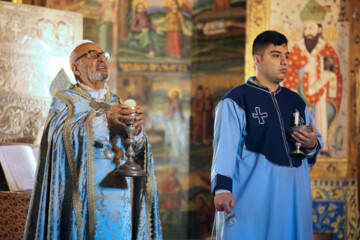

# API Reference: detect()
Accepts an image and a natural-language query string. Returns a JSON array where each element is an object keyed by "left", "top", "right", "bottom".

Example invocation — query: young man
[
  {"left": 211, "top": 31, "right": 322, "bottom": 240},
  {"left": 24, "top": 41, "right": 162, "bottom": 240}
]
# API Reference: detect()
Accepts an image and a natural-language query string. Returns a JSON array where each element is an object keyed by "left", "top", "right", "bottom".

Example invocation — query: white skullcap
[
  {"left": 69, "top": 39, "right": 95, "bottom": 65},
  {"left": 70, "top": 39, "right": 94, "bottom": 53}
]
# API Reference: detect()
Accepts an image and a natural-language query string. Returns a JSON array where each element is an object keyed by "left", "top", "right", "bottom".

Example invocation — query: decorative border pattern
[
  {"left": 54, "top": 91, "right": 84, "bottom": 239},
  {"left": 311, "top": 179, "right": 359, "bottom": 239},
  {"left": 309, "top": 158, "right": 348, "bottom": 179},
  {"left": 0, "top": 94, "right": 50, "bottom": 144}
]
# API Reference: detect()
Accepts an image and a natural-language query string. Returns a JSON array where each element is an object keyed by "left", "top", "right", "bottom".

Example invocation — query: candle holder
[
  {"left": 287, "top": 110, "right": 312, "bottom": 158},
  {"left": 112, "top": 100, "right": 147, "bottom": 177}
]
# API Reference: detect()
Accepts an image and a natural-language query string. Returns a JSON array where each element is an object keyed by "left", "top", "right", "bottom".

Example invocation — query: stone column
[{"left": 0, "top": 2, "right": 82, "bottom": 145}]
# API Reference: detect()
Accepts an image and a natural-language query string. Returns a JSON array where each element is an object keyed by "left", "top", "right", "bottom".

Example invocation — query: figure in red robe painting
[
  {"left": 161, "top": 168, "right": 184, "bottom": 230},
  {"left": 154, "top": 0, "right": 190, "bottom": 58},
  {"left": 192, "top": 85, "right": 204, "bottom": 144},
  {"left": 200, "top": 87, "right": 213, "bottom": 145},
  {"left": 283, "top": 0, "right": 343, "bottom": 155}
]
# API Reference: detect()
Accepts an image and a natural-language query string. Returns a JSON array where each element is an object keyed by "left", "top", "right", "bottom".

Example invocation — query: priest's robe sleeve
[{"left": 211, "top": 98, "right": 246, "bottom": 195}]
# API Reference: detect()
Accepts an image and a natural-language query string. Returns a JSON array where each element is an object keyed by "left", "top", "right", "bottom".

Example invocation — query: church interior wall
[{"left": 0, "top": 0, "right": 359, "bottom": 239}]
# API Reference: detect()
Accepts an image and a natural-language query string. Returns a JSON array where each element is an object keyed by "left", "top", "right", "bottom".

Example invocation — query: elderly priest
[{"left": 23, "top": 41, "right": 162, "bottom": 240}]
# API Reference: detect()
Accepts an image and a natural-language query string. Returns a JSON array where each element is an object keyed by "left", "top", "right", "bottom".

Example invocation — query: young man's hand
[
  {"left": 291, "top": 123, "right": 317, "bottom": 150},
  {"left": 214, "top": 192, "right": 235, "bottom": 213}
]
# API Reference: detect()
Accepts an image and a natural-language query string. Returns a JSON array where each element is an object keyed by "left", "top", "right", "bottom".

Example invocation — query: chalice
[
  {"left": 287, "top": 110, "right": 312, "bottom": 158},
  {"left": 112, "top": 99, "right": 147, "bottom": 177}
]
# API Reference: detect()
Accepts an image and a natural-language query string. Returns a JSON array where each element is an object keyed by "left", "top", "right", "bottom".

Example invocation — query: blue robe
[
  {"left": 211, "top": 78, "right": 323, "bottom": 240},
  {"left": 24, "top": 85, "right": 162, "bottom": 240}
]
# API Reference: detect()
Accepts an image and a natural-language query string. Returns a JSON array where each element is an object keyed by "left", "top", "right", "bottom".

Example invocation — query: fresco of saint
[
  {"left": 154, "top": 0, "right": 190, "bottom": 58},
  {"left": 164, "top": 87, "right": 188, "bottom": 161},
  {"left": 84, "top": 0, "right": 115, "bottom": 53},
  {"left": 283, "top": 0, "right": 343, "bottom": 155},
  {"left": 128, "top": 0, "right": 163, "bottom": 57}
]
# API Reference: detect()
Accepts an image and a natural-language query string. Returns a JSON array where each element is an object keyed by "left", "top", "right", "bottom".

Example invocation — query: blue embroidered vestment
[{"left": 24, "top": 85, "right": 162, "bottom": 240}]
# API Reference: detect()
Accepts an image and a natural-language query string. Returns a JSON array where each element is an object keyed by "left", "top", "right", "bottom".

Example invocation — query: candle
[{"left": 294, "top": 111, "right": 299, "bottom": 126}]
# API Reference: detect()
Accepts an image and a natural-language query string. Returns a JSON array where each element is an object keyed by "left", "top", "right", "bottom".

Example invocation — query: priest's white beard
[
  {"left": 90, "top": 70, "right": 109, "bottom": 82},
  {"left": 80, "top": 62, "right": 110, "bottom": 82}
]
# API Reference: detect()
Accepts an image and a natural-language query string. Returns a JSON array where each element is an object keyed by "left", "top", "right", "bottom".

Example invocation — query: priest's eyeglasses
[{"left": 75, "top": 50, "right": 111, "bottom": 62}]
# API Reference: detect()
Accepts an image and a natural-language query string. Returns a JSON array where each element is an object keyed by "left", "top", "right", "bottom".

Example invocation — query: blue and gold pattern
[
  {"left": 312, "top": 179, "right": 359, "bottom": 240},
  {"left": 24, "top": 84, "right": 162, "bottom": 240}
]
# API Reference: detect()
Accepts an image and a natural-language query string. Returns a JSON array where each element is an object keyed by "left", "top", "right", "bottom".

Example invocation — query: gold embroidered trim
[
  {"left": 69, "top": 85, "right": 100, "bottom": 239},
  {"left": 56, "top": 86, "right": 114, "bottom": 239},
  {"left": 72, "top": 85, "right": 92, "bottom": 100},
  {"left": 135, "top": 133, "right": 146, "bottom": 150},
  {"left": 54, "top": 91, "right": 84, "bottom": 240},
  {"left": 85, "top": 109, "right": 97, "bottom": 240},
  {"left": 105, "top": 89, "right": 111, "bottom": 101},
  {"left": 84, "top": 87, "right": 111, "bottom": 239},
  {"left": 144, "top": 137, "right": 155, "bottom": 239}
]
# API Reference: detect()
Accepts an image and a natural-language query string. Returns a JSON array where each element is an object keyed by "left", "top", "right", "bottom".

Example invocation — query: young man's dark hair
[{"left": 252, "top": 30, "right": 288, "bottom": 56}]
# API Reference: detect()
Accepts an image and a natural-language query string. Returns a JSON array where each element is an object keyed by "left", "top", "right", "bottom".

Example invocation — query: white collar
[{"left": 77, "top": 81, "right": 109, "bottom": 100}]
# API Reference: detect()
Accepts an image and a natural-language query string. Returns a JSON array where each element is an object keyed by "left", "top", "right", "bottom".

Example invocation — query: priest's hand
[
  {"left": 133, "top": 106, "right": 144, "bottom": 135},
  {"left": 106, "top": 104, "right": 144, "bottom": 135},
  {"left": 291, "top": 123, "right": 317, "bottom": 150},
  {"left": 214, "top": 192, "right": 235, "bottom": 213}
]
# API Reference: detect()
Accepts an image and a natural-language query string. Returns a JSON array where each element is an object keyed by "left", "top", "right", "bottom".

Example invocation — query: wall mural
[
  {"left": 271, "top": 0, "right": 348, "bottom": 159},
  {"left": 28, "top": 0, "right": 245, "bottom": 238},
  {"left": 269, "top": 1, "right": 359, "bottom": 239},
  {"left": 113, "top": 1, "right": 246, "bottom": 238},
  {"left": 189, "top": 0, "right": 246, "bottom": 238},
  {"left": 123, "top": 0, "right": 192, "bottom": 60},
  {"left": 116, "top": 72, "right": 191, "bottom": 238},
  {"left": 47, "top": 0, "right": 117, "bottom": 52},
  {"left": 192, "top": 0, "right": 245, "bottom": 63}
]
